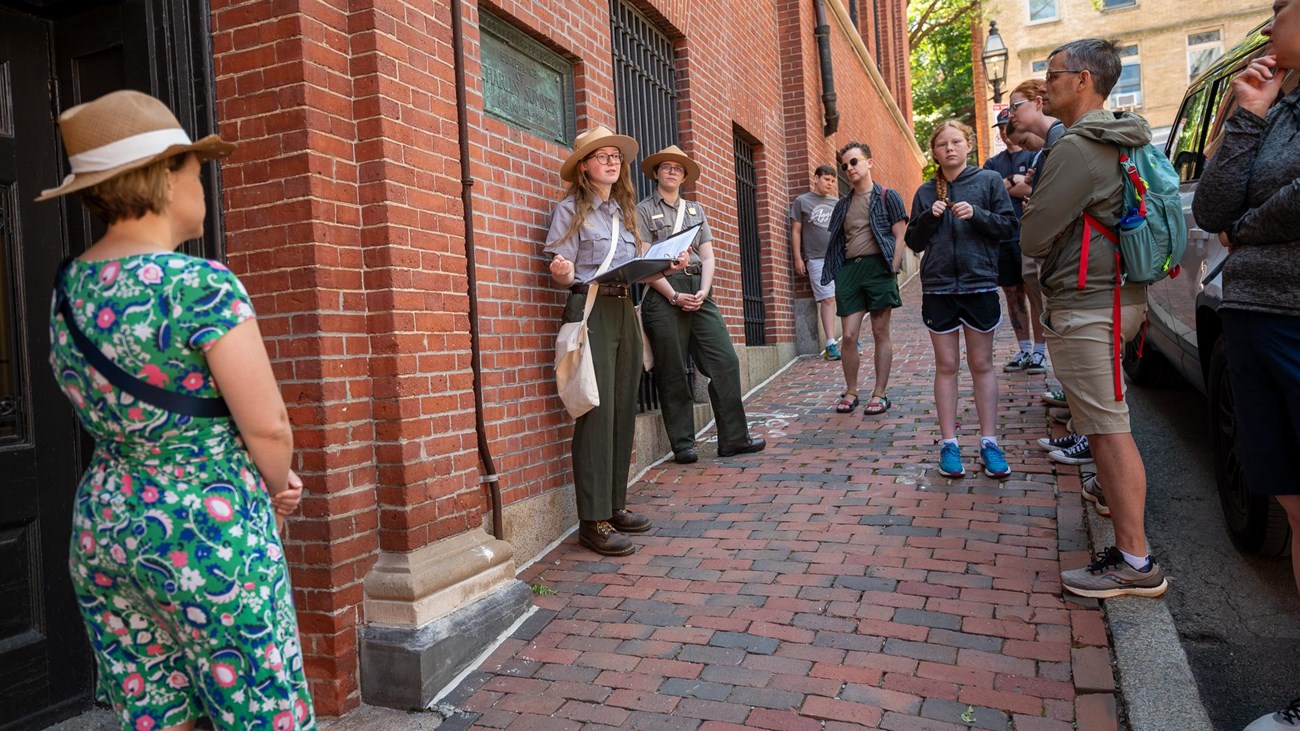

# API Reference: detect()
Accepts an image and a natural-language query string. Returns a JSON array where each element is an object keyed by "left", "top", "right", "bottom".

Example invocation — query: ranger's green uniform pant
[
  {"left": 641, "top": 271, "right": 750, "bottom": 452},
  {"left": 563, "top": 289, "right": 641, "bottom": 521}
]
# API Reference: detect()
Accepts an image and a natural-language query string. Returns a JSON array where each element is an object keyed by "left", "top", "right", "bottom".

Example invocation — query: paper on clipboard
[{"left": 643, "top": 223, "right": 703, "bottom": 260}]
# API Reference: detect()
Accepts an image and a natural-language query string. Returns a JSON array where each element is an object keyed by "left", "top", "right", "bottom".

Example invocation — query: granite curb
[{"left": 1083, "top": 493, "right": 1215, "bottom": 731}]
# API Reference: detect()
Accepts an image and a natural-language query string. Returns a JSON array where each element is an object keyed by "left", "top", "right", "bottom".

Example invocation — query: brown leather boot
[
  {"left": 609, "top": 509, "right": 652, "bottom": 533},
  {"left": 577, "top": 520, "right": 635, "bottom": 556}
]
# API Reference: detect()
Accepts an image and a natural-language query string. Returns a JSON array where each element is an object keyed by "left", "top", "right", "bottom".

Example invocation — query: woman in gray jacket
[
  {"left": 1192, "top": 4, "right": 1300, "bottom": 728},
  {"left": 906, "top": 120, "right": 1019, "bottom": 480}
]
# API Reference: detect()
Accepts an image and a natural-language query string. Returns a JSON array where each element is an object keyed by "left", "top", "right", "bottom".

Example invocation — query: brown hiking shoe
[
  {"left": 609, "top": 509, "right": 652, "bottom": 533},
  {"left": 578, "top": 520, "right": 635, "bottom": 556}
]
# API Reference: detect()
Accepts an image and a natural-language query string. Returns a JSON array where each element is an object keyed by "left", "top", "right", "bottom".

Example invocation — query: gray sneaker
[
  {"left": 1080, "top": 471, "right": 1110, "bottom": 516},
  {"left": 1061, "top": 546, "right": 1168, "bottom": 598}
]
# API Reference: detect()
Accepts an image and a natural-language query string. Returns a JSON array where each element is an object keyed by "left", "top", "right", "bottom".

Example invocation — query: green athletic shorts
[{"left": 835, "top": 255, "right": 901, "bottom": 317}]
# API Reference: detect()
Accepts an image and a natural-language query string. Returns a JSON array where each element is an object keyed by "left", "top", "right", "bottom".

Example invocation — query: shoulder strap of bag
[
  {"left": 671, "top": 199, "right": 687, "bottom": 234},
  {"left": 54, "top": 258, "right": 232, "bottom": 418},
  {"left": 593, "top": 215, "right": 620, "bottom": 278}
]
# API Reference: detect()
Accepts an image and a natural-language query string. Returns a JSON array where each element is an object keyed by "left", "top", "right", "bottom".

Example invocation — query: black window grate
[
  {"left": 733, "top": 131, "right": 766, "bottom": 346},
  {"left": 610, "top": 0, "right": 682, "bottom": 412}
]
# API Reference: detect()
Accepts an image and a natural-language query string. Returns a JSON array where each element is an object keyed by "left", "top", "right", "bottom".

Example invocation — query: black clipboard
[{"left": 592, "top": 223, "right": 703, "bottom": 284}]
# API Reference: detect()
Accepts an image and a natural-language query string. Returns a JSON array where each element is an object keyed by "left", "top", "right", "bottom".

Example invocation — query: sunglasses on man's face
[{"left": 841, "top": 157, "right": 864, "bottom": 171}]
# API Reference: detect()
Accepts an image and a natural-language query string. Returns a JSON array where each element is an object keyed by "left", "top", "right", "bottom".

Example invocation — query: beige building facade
[{"left": 984, "top": 0, "right": 1269, "bottom": 134}]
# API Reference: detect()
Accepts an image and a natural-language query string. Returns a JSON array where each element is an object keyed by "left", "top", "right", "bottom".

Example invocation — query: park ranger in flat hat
[{"left": 635, "top": 145, "right": 765, "bottom": 464}]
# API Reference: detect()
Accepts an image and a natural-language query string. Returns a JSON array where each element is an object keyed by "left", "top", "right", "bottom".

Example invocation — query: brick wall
[{"left": 210, "top": 0, "right": 920, "bottom": 716}]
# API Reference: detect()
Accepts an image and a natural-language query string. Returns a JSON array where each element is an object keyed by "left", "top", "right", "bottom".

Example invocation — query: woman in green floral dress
[{"left": 40, "top": 91, "right": 315, "bottom": 730}]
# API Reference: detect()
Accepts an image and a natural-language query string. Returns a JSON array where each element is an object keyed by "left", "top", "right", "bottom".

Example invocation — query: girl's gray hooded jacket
[{"left": 904, "top": 166, "right": 1019, "bottom": 293}]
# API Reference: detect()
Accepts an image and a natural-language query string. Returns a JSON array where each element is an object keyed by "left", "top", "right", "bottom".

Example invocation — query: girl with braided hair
[{"left": 905, "top": 120, "right": 1020, "bottom": 480}]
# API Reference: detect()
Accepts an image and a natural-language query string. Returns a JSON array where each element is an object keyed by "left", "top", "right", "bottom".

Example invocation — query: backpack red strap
[
  {"left": 1079, "top": 212, "right": 1125, "bottom": 401},
  {"left": 1111, "top": 246, "right": 1124, "bottom": 402},
  {"left": 1078, "top": 212, "right": 1118, "bottom": 289}
]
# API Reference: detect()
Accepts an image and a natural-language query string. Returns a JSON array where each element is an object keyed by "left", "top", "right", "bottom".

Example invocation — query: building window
[
  {"left": 1110, "top": 44, "right": 1142, "bottom": 109},
  {"left": 1188, "top": 29, "right": 1224, "bottom": 82},
  {"left": 1029, "top": 0, "right": 1058, "bottom": 22},
  {"left": 1100, "top": 0, "right": 1137, "bottom": 9},
  {"left": 1031, "top": 60, "right": 1048, "bottom": 73}
]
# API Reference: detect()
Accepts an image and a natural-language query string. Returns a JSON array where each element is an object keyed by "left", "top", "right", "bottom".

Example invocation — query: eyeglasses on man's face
[
  {"left": 840, "top": 157, "right": 864, "bottom": 171},
  {"left": 1044, "top": 68, "right": 1083, "bottom": 81},
  {"left": 588, "top": 151, "right": 624, "bottom": 165}
]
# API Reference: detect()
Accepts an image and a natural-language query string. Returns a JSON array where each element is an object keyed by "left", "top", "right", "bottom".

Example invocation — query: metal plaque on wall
[{"left": 480, "top": 12, "right": 576, "bottom": 146}]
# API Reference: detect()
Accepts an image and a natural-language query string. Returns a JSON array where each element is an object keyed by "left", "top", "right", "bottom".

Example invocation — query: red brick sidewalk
[{"left": 447, "top": 282, "right": 1115, "bottom": 730}]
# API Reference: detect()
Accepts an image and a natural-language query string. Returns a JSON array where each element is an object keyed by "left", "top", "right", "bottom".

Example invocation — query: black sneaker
[
  {"left": 1037, "top": 432, "right": 1081, "bottom": 452},
  {"left": 1050, "top": 435, "right": 1094, "bottom": 465},
  {"left": 1025, "top": 352, "right": 1048, "bottom": 374},
  {"left": 1004, "top": 352, "right": 1030, "bottom": 372},
  {"left": 1245, "top": 698, "right": 1300, "bottom": 730}
]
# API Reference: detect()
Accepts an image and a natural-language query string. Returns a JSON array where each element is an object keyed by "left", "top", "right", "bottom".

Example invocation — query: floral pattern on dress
[{"left": 49, "top": 254, "right": 315, "bottom": 731}]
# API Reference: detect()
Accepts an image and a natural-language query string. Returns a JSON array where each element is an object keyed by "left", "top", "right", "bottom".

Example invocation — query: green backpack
[{"left": 1081, "top": 144, "right": 1188, "bottom": 285}]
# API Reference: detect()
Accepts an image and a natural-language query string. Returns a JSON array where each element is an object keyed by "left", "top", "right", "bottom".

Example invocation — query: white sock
[
  {"left": 1034, "top": 342, "right": 1047, "bottom": 355},
  {"left": 942, "top": 438, "right": 958, "bottom": 447},
  {"left": 1119, "top": 549, "right": 1150, "bottom": 571},
  {"left": 981, "top": 436, "right": 998, "bottom": 448},
  {"left": 1018, "top": 340, "right": 1031, "bottom": 354},
  {"left": 827, "top": 338, "right": 837, "bottom": 347}
]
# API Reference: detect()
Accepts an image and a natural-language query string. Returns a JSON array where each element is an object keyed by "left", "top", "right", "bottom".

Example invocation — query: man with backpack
[{"left": 1021, "top": 38, "right": 1169, "bottom": 599}]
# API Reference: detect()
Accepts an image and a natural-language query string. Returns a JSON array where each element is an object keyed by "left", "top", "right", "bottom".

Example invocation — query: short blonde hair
[{"left": 81, "top": 153, "right": 190, "bottom": 224}]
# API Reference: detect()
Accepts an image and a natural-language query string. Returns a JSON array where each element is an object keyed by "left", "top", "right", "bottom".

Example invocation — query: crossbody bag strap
[
  {"left": 54, "top": 259, "right": 232, "bottom": 418},
  {"left": 671, "top": 199, "right": 687, "bottom": 234},
  {"left": 593, "top": 215, "right": 620, "bottom": 278}
]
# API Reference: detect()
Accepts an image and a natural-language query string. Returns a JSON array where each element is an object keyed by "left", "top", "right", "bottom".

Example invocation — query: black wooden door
[
  {"left": 0, "top": 1, "right": 219, "bottom": 727},
  {"left": 0, "top": 8, "right": 95, "bottom": 729}
]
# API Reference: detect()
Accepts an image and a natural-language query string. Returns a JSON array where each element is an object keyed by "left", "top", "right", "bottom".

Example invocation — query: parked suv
[{"left": 1125, "top": 22, "right": 1296, "bottom": 555}]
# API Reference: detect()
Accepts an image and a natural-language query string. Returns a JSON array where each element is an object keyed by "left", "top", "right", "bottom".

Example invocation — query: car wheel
[
  {"left": 1122, "top": 318, "right": 1175, "bottom": 386},
  {"left": 1208, "top": 336, "right": 1292, "bottom": 556}
]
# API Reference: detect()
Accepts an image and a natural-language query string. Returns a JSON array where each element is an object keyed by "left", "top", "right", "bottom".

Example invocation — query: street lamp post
[{"left": 982, "top": 20, "right": 1009, "bottom": 103}]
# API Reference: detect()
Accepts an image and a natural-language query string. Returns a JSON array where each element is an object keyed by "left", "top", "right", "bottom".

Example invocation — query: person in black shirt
[{"left": 983, "top": 110, "right": 1042, "bottom": 373}]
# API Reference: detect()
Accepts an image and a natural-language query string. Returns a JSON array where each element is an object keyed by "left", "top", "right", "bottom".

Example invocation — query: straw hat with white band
[
  {"left": 37, "top": 90, "right": 236, "bottom": 202},
  {"left": 560, "top": 125, "right": 638, "bottom": 183},
  {"left": 640, "top": 145, "right": 700, "bottom": 187}
]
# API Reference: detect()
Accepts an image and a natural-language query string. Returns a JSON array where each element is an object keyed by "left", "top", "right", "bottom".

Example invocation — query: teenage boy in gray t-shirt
[{"left": 790, "top": 165, "right": 842, "bottom": 359}]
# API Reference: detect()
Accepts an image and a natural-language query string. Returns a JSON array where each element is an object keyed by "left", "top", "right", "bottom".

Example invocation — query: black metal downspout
[
  {"left": 813, "top": 0, "right": 840, "bottom": 136},
  {"left": 451, "top": 0, "right": 504, "bottom": 541}
]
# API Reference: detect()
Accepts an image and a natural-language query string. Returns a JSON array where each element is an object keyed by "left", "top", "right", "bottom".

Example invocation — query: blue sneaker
[
  {"left": 824, "top": 342, "right": 842, "bottom": 361},
  {"left": 938, "top": 442, "right": 964, "bottom": 478},
  {"left": 980, "top": 441, "right": 1011, "bottom": 479}
]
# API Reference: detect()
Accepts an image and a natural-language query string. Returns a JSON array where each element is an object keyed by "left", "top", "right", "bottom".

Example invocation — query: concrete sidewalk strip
[{"left": 436, "top": 283, "right": 1199, "bottom": 730}]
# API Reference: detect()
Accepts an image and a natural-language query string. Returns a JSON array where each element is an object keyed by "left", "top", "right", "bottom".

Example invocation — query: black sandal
[
  {"left": 864, "top": 393, "right": 891, "bottom": 416},
  {"left": 835, "top": 393, "right": 859, "bottom": 413}
]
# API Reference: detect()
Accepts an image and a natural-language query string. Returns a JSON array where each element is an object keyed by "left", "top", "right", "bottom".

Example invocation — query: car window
[
  {"left": 1205, "top": 67, "right": 1298, "bottom": 160},
  {"left": 1167, "top": 84, "right": 1213, "bottom": 183}
]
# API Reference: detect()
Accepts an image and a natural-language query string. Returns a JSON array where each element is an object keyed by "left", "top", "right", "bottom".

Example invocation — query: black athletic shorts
[
  {"left": 922, "top": 292, "right": 1002, "bottom": 334},
  {"left": 997, "top": 241, "right": 1024, "bottom": 287}
]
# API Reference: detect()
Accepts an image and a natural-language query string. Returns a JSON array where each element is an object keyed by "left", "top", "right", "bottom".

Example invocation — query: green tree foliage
[{"left": 909, "top": 0, "right": 978, "bottom": 174}]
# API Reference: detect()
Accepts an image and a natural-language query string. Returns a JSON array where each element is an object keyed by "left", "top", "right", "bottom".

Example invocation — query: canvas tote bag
[{"left": 555, "top": 217, "right": 620, "bottom": 419}]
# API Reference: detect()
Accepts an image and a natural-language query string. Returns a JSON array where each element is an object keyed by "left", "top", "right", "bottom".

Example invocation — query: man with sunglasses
[
  {"left": 636, "top": 145, "right": 765, "bottom": 464},
  {"left": 1021, "top": 39, "right": 1166, "bottom": 600},
  {"left": 819, "top": 142, "right": 909, "bottom": 416}
]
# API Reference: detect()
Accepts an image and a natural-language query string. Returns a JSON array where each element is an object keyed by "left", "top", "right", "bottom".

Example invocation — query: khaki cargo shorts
[{"left": 1042, "top": 304, "right": 1147, "bottom": 435}]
